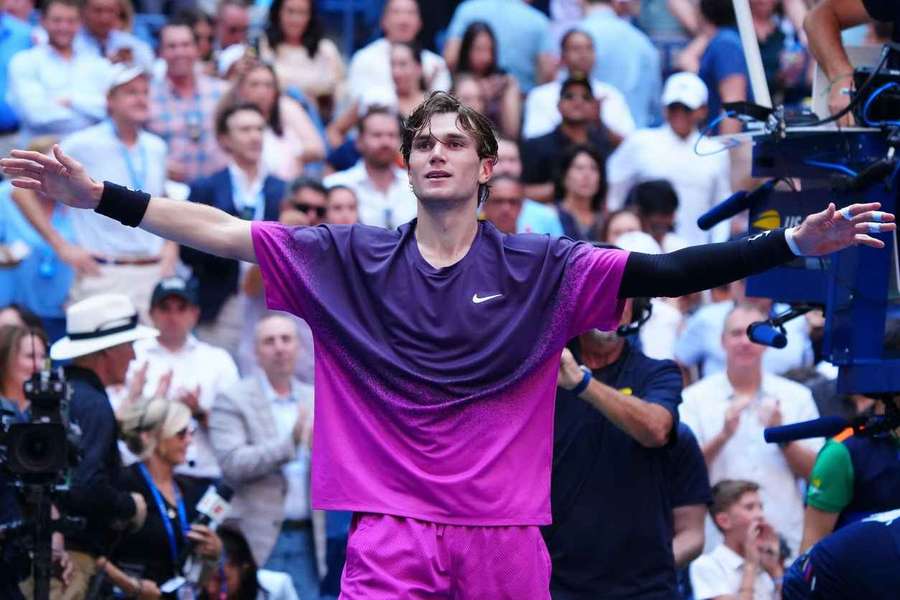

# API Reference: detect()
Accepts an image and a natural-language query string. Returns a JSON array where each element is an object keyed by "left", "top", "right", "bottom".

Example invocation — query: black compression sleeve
[{"left": 618, "top": 228, "right": 795, "bottom": 298}]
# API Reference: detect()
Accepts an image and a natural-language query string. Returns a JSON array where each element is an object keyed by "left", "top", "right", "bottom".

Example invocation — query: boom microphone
[
  {"left": 747, "top": 322, "right": 787, "bottom": 349},
  {"left": 763, "top": 415, "right": 849, "bottom": 444},
  {"left": 697, "top": 179, "right": 776, "bottom": 231}
]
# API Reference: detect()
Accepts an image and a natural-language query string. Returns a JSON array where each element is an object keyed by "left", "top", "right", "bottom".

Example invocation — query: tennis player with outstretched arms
[{"left": 1, "top": 92, "right": 894, "bottom": 598}]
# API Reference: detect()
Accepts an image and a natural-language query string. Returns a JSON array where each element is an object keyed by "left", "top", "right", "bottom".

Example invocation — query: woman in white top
[
  {"left": 224, "top": 61, "right": 326, "bottom": 182},
  {"left": 326, "top": 41, "right": 426, "bottom": 149}
]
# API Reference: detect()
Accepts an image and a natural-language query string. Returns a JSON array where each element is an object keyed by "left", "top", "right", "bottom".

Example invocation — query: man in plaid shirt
[{"left": 148, "top": 20, "right": 227, "bottom": 184}]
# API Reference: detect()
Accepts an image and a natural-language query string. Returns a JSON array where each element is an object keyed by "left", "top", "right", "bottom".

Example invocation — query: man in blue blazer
[{"left": 181, "top": 102, "right": 286, "bottom": 357}]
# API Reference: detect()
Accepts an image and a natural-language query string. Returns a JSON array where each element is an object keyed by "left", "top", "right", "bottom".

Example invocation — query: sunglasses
[
  {"left": 175, "top": 425, "right": 196, "bottom": 439},
  {"left": 292, "top": 202, "right": 327, "bottom": 218}
]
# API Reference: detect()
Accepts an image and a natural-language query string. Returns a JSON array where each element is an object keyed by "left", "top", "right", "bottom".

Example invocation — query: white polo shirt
[
  {"left": 690, "top": 544, "right": 777, "bottom": 600},
  {"left": 680, "top": 372, "right": 823, "bottom": 557},
  {"left": 606, "top": 124, "right": 732, "bottom": 246},
  {"left": 61, "top": 122, "right": 169, "bottom": 258},
  {"left": 127, "top": 334, "right": 240, "bottom": 479},
  {"left": 323, "top": 161, "right": 418, "bottom": 229}
]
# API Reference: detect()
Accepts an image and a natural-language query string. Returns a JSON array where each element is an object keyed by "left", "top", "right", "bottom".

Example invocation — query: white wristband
[{"left": 784, "top": 226, "right": 804, "bottom": 257}]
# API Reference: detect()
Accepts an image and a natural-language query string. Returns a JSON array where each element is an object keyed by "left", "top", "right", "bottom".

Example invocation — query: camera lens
[{"left": 7, "top": 423, "right": 66, "bottom": 476}]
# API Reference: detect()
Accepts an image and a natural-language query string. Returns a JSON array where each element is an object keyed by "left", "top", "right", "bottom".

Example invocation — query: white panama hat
[{"left": 50, "top": 294, "right": 159, "bottom": 361}]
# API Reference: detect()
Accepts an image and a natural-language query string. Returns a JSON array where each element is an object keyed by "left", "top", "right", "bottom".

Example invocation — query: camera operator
[
  {"left": 545, "top": 295, "right": 710, "bottom": 599},
  {"left": 49, "top": 294, "right": 158, "bottom": 598},
  {"left": 805, "top": 0, "right": 900, "bottom": 125},
  {"left": 799, "top": 393, "right": 900, "bottom": 553},
  {"left": 783, "top": 507, "right": 900, "bottom": 600}
]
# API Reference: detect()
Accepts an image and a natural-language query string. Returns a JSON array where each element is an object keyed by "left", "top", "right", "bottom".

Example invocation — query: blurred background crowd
[{"left": 0, "top": 0, "right": 896, "bottom": 598}]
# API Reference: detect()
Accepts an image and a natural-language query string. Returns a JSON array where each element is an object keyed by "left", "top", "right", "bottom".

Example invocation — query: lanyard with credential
[
  {"left": 137, "top": 462, "right": 189, "bottom": 568},
  {"left": 111, "top": 120, "right": 148, "bottom": 190}
]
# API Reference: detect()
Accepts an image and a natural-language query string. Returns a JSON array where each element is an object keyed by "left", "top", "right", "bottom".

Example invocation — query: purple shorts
[{"left": 339, "top": 513, "right": 552, "bottom": 599}]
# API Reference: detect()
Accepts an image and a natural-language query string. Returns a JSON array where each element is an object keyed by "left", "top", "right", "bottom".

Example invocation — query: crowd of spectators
[{"left": 0, "top": 0, "right": 895, "bottom": 598}]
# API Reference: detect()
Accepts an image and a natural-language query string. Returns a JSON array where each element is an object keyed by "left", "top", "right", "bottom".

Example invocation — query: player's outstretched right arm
[{"left": 1, "top": 145, "right": 255, "bottom": 263}]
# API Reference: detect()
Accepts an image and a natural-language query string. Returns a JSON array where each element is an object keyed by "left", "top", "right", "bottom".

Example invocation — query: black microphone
[
  {"left": 697, "top": 179, "right": 776, "bottom": 231},
  {"left": 763, "top": 415, "right": 849, "bottom": 444}
]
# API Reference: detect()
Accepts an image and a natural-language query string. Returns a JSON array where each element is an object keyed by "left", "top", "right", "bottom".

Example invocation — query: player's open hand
[
  {"left": 0, "top": 145, "right": 103, "bottom": 210},
  {"left": 793, "top": 202, "right": 896, "bottom": 255}
]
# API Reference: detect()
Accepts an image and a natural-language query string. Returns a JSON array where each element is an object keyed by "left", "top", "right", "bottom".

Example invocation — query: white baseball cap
[
  {"left": 50, "top": 294, "right": 158, "bottom": 360},
  {"left": 661, "top": 72, "right": 708, "bottom": 111},
  {"left": 107, "top": 63, "right": 149, "bottom": 92}
]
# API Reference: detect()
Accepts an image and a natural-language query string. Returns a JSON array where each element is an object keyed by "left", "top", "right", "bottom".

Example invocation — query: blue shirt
[
  {"left": 578, "top": 6, "right": 661, "bottom": 128},
  {"left": 7, "top": 43, "right": 111, "bottom": 140},
  {"left": 783, "top": 509, "right": 900, "bottom": 600},
  {"left": 666, "top": 423, "right": 712, "bottom": 510},
  {"left": 699, "top": 27, "right": 750, "bottom": 131},
  {"left": 517, "top": 199, "right": 564, "bottom": 236},
  {"left": 0, "top": 181, "right": 75, "bottom": 318},
  {"left": 544, "top": 341, "right": 683, "bottom": 599},
  {"left": 61, "top": 366, "right": 138, "bottom": 554},
  {"left": 0, "top": 14, "right": 32, "bottom": 132},
  {"left": 446, "top": 0, "right": 551, "bottom": 92}
]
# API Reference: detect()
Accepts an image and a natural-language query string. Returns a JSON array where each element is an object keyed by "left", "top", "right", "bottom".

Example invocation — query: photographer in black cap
[{"left": 49, "top": 294, "right": 159, "bottom": 598}]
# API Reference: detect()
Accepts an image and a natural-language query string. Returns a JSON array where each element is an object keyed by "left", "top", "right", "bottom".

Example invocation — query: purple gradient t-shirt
[{"left": 251, "top": 219, "right": 628, "bottom": 526}]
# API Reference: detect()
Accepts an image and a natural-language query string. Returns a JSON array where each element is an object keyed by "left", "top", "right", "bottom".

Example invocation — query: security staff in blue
[
  {"left": 546, "top": 296, "right": 712, "bottom": 599},
  {"left": 783, "top": 508, "right": 900, "bottom": 600}
]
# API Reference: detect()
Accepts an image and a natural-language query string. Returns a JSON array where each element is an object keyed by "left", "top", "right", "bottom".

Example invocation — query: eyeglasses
[{"left": 292, "top": 202, "right": 327, "bottom": 218}]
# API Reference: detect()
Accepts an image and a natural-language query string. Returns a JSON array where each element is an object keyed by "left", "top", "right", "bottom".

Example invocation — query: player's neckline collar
[{"left": 408, "top": 219, "right": 485, "bottom": 277}]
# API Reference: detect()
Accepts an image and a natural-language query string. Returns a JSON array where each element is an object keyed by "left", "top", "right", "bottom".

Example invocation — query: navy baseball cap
[{"left": 150, "top": 276, "right": 198, "bottom": 308}]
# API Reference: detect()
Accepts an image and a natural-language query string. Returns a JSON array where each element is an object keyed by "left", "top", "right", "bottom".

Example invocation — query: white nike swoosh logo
[{"left": 472, "top": 293, "right": 502, "bottom": 304}]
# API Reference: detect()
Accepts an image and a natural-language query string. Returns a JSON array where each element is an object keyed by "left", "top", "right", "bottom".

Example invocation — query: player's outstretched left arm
[
  {"left": 1, "top": 146, "right": 255, "bottom": 263},
  {"left": 618, "top": 202, "right": 895, "bottom": 299}
]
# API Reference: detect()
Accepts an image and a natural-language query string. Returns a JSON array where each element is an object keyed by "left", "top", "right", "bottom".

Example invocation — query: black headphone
[
  {"left": 589, "top": 242, "right": 653, "bottom": 338},
  {"left": 616, "top": 296, "right": 653, "bottom": 338}
]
